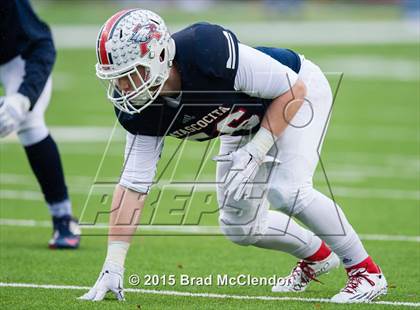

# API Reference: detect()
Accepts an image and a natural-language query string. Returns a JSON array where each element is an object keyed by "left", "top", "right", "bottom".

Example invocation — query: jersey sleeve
[
  {"left": 119, "top": 133, "right": 164, "bottom": 194},
  {"left": 15, "top": 0, "right": 56, "bottom": 109},
  {"left": 193, "top": 23, "right": 239, "bottom": 85},
  {"left": 234, "top": 43, "right": 299, "bottom": 99}
]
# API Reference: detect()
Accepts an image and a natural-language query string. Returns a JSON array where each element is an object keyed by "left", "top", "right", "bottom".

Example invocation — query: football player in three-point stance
[
  {"left": 0, "top": 0, "right": 80, "bottom": 248},
  {"left": 80, "top": 9, "right": 387, "bottom": 303}
]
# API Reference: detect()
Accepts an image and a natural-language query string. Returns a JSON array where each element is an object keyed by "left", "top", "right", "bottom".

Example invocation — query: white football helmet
[{"left": 95, "top": 9, "right": 175, "bottom": 114}]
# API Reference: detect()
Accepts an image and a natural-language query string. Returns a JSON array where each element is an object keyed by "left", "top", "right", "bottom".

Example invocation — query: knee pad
[
  {"left": 267, "top": 185, "right": 315, "bottom": 215},
  {"left": 218, "top": 201, "right": 268, "bottom": 246},
  {"left": 17, "top": 123, "right": 48, "bottom": 146},
  {"left": 219, "top": 218, "right": 262, "bottom": 246}
]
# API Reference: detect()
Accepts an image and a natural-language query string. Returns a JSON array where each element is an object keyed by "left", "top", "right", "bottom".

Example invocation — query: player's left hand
[
  {"left": 0, "top": 94, "right": 30, "bottom": 138},
  {"left": 213, "top": 146, "right": 280, "bottom": 201}
]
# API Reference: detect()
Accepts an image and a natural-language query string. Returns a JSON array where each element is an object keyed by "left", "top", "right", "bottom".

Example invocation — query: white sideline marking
[
  {"left": 0, "top": 218, "right": 419, "bottom": 243},
  {"left": 0, "top": 282, "right": 419, "bottom": 307}
]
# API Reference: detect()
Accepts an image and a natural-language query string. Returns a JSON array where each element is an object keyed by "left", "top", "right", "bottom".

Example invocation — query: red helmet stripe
[
  {"left": 98, "top": 9, "right": 132, "bottom": 65},
  {"left": 96, "top": 24, "right": 105, "bottom": 63}
]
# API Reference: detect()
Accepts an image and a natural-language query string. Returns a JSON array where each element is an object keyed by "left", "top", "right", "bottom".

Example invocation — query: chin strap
[
  {"left": 167, "top": 37, "right": 176, "bottom": 66},
  {"left": 162, "top": 92, "right": 182, "bottom": 108},
  {"left": 245, "top": 126, "right": 277, "bottom": 160}
]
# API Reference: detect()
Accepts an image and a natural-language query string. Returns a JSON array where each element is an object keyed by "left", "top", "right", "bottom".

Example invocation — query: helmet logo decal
[{"left": 129, "top": 23, "right": 162, "bottom": 56}]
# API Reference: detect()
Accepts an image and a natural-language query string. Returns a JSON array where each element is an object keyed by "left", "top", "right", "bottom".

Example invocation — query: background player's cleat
[
  {"left": 48, "top": 215, "right": 81, "bottom": 249},
  {"left": 272, "top": 252, "right": 340, "bottom": 292},
  {"left": 331, "top": 268, "right": 387, "bottom": 303}
]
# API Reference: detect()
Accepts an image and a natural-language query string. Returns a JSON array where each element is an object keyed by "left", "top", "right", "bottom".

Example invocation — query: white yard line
[
  {"left": 2, "top": 125, "right": 418, "bottom": 143},
  {"left": 0, "top": 282, "right": 418, "bottom": 307},
  {"left": 1, "top": 126, "right": 125, "bottom": 143},
  {"left": 2, "top": 159, "right": 419, "bottom": 191},
  {"left": 0, "top": 189, "right": 42, "bottom": 201},
  {"left": 320, "top": 57, "right": 419, "bottom": 81},
  {"left": 51, "top": 21, "right": 420, "bottom": 48},
  {"left": 154, "top": 184, "right": 419, "bottom": 200},
  {"left": 1, "top": 183, "right": 419, "bottom": 201},
  {"left": 317, "top": 187, "right": 419, "bottom": 200},
  {"left": 0, "top": 173, "right": 94, "bottom": 185},
  {"left": 358, "top": 234, "right": 420, "bottom": 242},
  {"left": 0, "top": 218, "right": 419, "bottom": 243}
]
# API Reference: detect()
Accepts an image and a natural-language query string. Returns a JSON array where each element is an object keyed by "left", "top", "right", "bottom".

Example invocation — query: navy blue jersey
[
  {"left": 0, "top": 0, "right": 56, "bottom": 109},
  {"left": 117, "top": 23, "right": 301, "bottom": 141}
]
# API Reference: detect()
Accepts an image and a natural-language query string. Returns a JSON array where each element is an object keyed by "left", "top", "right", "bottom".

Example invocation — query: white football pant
[
  {"left": 217, "top": 58, "right": 368, "bottom": 266},
  {"left": 0, "top": 55, "right": 51, "bottom": 146}
]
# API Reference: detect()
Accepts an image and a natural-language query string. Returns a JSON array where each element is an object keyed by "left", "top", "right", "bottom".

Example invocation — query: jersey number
[
  {"left": 187, "top": 109, "right": 259, "bottom": 140},
  {"left": 216, "top": 109, "right": 260, "bottom": 134}
]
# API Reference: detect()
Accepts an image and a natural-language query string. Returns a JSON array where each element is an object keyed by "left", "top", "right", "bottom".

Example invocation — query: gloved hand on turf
[
  {"left": 79, "top": 261, "right": 125, "bottom": 301},
  {"left": 0, "top": 94, "right": 30, "bottom": 138},
  {"left": 213, "top": 144, "right": 280, "bottom": 201}
]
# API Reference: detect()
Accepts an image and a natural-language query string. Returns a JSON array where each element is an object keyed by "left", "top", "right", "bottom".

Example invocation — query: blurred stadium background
[{"left": 0, "top": 0, "right": 419, "bottom": 308}]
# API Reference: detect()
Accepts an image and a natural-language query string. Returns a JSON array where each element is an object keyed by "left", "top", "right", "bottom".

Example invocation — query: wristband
[
  {"left": 246, "top": 126, "right": 277, "bottom": 159},
  {"left": 105, "top": 241, "right": 130, "bottom": 267}
]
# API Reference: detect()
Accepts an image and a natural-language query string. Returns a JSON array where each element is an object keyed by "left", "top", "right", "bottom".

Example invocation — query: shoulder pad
[{"left": 192, "top": 23, "right": 239, "bottom": 81}]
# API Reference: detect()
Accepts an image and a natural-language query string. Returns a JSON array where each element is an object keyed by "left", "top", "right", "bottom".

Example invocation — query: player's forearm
[
  {"left": 261, "top": 79, "right": 307, "bottom": 137},
  {"left": 246, "top": 79, "right": 307, "bottom": 157},
  {"left": 109, "top": 184, "right": 146, "bottom": 243},
  {"left": 105, "top": 185, "right": 146, "bottom": 267}
]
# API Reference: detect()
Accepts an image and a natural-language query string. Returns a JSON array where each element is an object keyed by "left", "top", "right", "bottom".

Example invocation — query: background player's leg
[
  {"left": 0, "top": 56, "right": 79, "bottom": 248},
  {"left": 18, "top": 78, "right": 73, "bottom": 219}
]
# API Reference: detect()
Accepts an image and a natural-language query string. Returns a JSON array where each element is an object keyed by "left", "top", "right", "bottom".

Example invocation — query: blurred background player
[{"left": 0, "top": 0, "right": 80, "bottom": 249}]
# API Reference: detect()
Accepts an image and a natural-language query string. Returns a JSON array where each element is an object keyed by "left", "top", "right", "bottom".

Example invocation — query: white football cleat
[
  {"left": 331, "top": 268, "right": 387, "bottom": 303},
  {"left": 272, "top": 252, "right": 340, "bottom": 292}
]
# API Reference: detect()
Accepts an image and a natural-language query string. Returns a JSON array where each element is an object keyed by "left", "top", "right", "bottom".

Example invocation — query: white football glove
[
  {"left": 213, "top": 146, "right": 280, "bottom": 201},
  {"left": 0, "top": 94, "right": 30, "bottom": 137},
  {"left": 79, "top": 261, "right": 125, "bottom": 302}
]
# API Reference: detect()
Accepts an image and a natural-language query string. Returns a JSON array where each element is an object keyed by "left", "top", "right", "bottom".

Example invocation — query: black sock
[{"left": 24, "top": 135, "right": 69, "bottom": 204}]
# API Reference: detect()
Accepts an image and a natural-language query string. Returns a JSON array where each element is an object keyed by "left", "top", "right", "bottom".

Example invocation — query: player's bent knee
[
  {"left": 267, "top": 185, "right": 298, "bottom": 214},
  {"left": 267, "top": 185, "right": 315, "bottom": 215},
  {"left": 17, "top": 123, "right": 49, "bottom": 147},
  {"left": 219, "top": 223, "right": 261, "bottom": 246},
  {"left": 218, "top": 213, "right": 263, "bottom": 246}
]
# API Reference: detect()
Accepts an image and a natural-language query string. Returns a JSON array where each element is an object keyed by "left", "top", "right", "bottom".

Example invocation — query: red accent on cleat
[
  {"left": 305, "top": 241, "right": 332, "bottom": 262},
  {"left": 346, "top": 256, "right": 380, "bottom": 274},
  {"left": 64, "top": 238, "right": 79, "bottom": 247}
]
